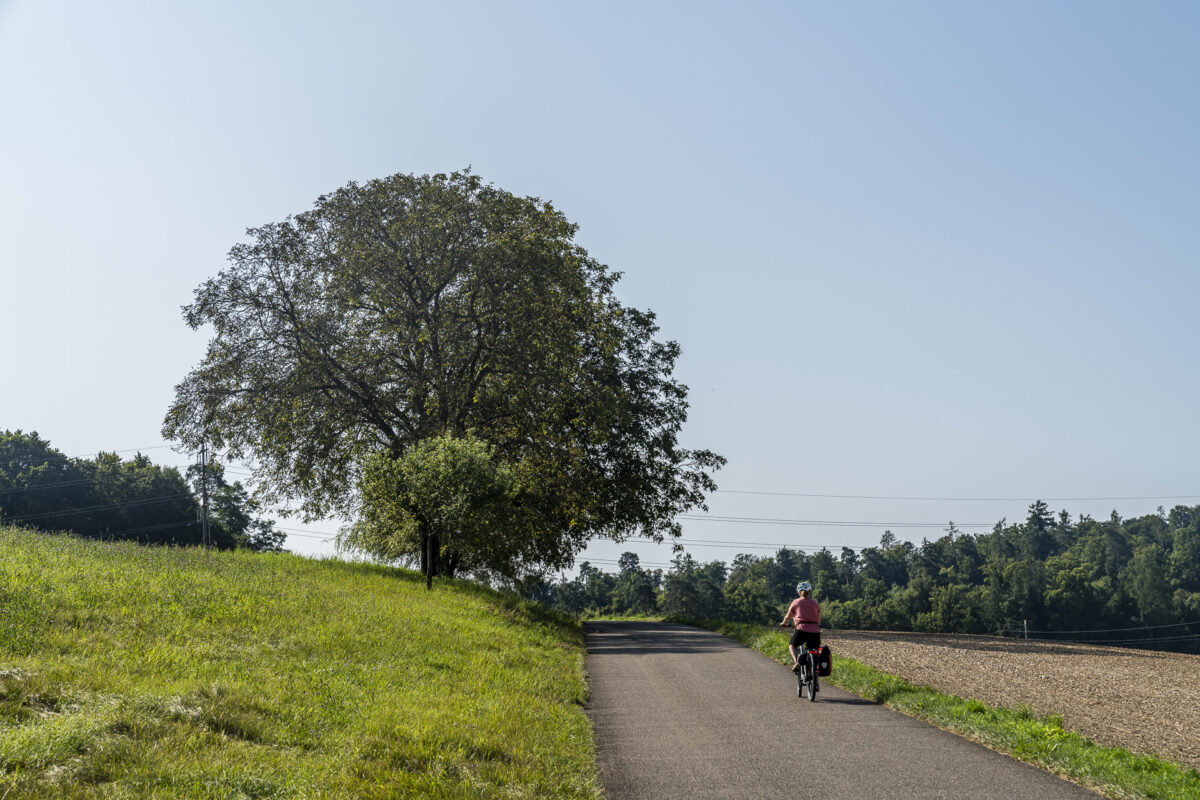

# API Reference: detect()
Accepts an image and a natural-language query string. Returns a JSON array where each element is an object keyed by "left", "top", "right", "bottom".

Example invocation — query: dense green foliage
[
  {"left": 0, "top": 526, "right": 600, "bottom": 798},
  {"left": 694, "top": 620, "right": 1200, "bottom": 800},
  {"left": 164, "top": 169, "right": 723, "bottom": 580},
  {"left": 344, "top": 433, "right": 523, "bottom": 584},
  {"left": 0, "top": 431, "right": 282, "bottom": 551},
  {"left": 543, "top": 501, "right": 1200, "bottom": 651}
]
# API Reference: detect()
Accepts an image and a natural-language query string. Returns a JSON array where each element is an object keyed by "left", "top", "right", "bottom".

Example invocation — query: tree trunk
[
  {"left": 420, "top": 529, "right": 428, "bottom": 578},
  {"left": 425, "top": 531, "right": 434, "bottom": 590},
  {"left": 427, "top": 532, "right": 442, "bottom": 589}
]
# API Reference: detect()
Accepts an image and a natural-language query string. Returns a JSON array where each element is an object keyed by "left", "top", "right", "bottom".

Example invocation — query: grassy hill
[{"left": 0, "top": 526, "right": 601, "bottom": 799}]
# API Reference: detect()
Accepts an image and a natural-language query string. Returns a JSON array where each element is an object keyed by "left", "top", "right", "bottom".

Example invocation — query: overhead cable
[
  {"left": 68, "top": 445, "right": 176, "bottom": 459},
  {"left": 678, "top": 514, "right": 993, "bottom": 528},
  {"left": 1002, "top": 619, "right": 1200, "bottom": 635},
  {"left": 5, "top": 493, "right": 192, "bottom": 523},
  {"left": 0, "top": 478, "right": 96, "bottom": 495},
  {"left": 715, "top": 489, "right": 1200, "bottom": 502}
]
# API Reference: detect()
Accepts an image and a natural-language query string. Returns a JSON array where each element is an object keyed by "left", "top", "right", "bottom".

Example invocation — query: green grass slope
[{"left": 0, "top": 526, "right": 601, "bottom": 799}]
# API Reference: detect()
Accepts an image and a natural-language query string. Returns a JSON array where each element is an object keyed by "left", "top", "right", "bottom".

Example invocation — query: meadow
[{"left": 0, "top": 526, "right": 602, "bottom": 799}]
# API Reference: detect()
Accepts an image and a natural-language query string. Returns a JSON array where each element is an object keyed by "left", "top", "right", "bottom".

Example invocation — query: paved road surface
[{"left": 585, "top": 622, "right": 1101, "bottom": 799}]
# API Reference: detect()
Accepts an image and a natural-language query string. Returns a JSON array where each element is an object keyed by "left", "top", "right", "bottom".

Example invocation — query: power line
[
  {"left": 1055, "top": 632, "right": 1200, "bottom": 646},
  {"left": 94, "top": 520, "right": 198, "bottom": 539},
  {"left": 0, "top": 478, "right": 96, "bottom": 495},
  {"left": 0, "top": 473, "right": 206, "bottom": 497},
  {"left": 41, "top": 447, "right": 1200, "bottom": 505},
  {"left": 997, "top": 628, "right": 1200, "bottom": 647},
  {"left": 275, "top": 525, "right": 337, "bottom": 542},
  {"left": 281, "top": 531, "right": 336, "bottom": 541},
  {"left": 631, "top": 536, "right": 859, "bottom": 552},
  {"left": 578, "top": 557, "right": 674, "bottom": 569},
  {"left": 715, "top": 489, "right": 1200, "bottom": 502},
  {"left": 5, "top": 493, "right": 192, "bottom": 523},
  {"left": 1003, "top": 619, "right": 1200, "bottom": 635},
  {"left": 678, "top": 514, "right": 993, "bottom": 528},
  {"left": 68, "top": 445, "right": 176, "bottom": 459}
]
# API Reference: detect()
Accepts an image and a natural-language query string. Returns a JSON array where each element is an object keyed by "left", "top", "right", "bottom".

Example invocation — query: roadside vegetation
[
  {"left": 683, "top": 619, "right": 1200, "bottom": 800},
  {"left": 0, "top": 525, "right": 601, "bottom": 799}
]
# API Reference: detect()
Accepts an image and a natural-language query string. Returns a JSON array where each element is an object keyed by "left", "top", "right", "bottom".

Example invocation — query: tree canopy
[{"left": 164, "top": 170, "right": 723, "bottom": 577}]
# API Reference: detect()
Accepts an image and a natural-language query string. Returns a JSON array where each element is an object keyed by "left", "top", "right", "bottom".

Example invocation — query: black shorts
[{"left": 790, "top": 629, "right": 821, "bottom": 651}]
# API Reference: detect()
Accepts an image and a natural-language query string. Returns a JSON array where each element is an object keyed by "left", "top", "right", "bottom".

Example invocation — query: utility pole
[{"left": 200, "top": 444, "right": 211, "bottom": 549}]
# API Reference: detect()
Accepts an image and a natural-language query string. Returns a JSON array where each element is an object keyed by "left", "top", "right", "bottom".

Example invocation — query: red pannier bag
[{"left": 816, "top": 645, "right": 832, "bottom": 676}]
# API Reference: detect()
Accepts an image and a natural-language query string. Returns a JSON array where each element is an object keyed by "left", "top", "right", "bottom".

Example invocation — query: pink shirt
[{"left": 787, "top": 597, "right": 821, "bottom": 633}]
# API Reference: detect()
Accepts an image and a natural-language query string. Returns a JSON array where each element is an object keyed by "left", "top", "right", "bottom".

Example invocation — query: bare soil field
[{"left": 824, "top": 630, "right": 1200, "bottom": 771}]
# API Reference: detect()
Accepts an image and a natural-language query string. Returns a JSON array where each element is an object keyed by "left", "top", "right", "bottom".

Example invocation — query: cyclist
[{"left": 780, "top": 581, "right": 821, "bottom": 672}]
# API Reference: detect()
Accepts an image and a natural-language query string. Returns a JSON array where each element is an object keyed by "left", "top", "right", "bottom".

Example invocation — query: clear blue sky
[{"left": 3, "top": 1, "right": 1198, "bottom": 567}]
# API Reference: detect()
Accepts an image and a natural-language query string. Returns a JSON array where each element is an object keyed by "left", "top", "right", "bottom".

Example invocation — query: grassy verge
[
  {"left": 672, "top": 618, "right": 1200, "bottom": 800},
  {"left": 0, "top": 525, "right": 601, "bottom": 799}
]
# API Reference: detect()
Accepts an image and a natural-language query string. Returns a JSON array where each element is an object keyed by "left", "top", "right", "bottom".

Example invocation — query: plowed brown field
[{"left": 824, "top": 630, "right": 1200, "bottom": 770}]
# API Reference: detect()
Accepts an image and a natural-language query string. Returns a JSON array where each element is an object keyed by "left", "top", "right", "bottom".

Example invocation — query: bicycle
[
  {"left": 794, "top": 645, "right": 820, "bottom": 701},
  {"left": 780, "top": 622, "right": 821, "bottom": 701}
]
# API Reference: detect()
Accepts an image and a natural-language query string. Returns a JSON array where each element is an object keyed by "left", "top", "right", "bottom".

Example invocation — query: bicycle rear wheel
[{"left": 806, "top": 656, "right": 817, "bottom": 701}]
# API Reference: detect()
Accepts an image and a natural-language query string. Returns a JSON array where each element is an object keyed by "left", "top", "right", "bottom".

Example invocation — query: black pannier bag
[{"left": 817, "top": 645, "right": 832, "bottom": 676}]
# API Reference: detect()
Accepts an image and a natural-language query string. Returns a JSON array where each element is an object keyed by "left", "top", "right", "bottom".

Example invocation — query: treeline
[
  {"left": 531, "top": 501, "right": 1200, "bottom": 652},
  {"left": 0, "top": 430, "right": 284, "bottom": 551}
]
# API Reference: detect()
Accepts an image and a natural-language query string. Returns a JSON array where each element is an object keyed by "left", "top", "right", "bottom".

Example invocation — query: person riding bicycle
[{"left": 780, "top": 581, "right": 821, "bottom": 672}]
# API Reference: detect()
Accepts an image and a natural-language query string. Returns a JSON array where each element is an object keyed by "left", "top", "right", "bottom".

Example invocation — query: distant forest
[
  {"left": 531, "top": 501, "right": 1200, "bottom": 653},
  {"left": 0, "top": 431, "right": 284, "bottom": 552}
]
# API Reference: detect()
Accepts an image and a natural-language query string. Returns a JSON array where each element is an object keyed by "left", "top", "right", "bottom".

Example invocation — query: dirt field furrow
[{"left": 825, "top": 631, "right": 1200, "bottom": 770}]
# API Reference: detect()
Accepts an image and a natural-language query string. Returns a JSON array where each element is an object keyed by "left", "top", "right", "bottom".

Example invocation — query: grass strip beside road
[
  {"left": 0, "top": 526, "right": 602, "bottom": 799},
  {"left": 674, "top": 618, "right": 1200, "bottom": 800}
]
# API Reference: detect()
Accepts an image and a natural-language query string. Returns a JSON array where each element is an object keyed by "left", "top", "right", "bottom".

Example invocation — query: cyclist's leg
[{"left": 788, "top": 629, "right": 802, "bottom": 669}]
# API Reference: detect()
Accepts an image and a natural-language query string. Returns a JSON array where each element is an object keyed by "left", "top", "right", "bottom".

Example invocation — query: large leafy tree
[{"left": 164, "top": 170, "right": 723, "bottom": 575}]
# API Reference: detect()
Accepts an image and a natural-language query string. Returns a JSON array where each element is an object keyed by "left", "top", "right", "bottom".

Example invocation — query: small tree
[
  {"left": 722, "top": 576, "right": 776, "bottom": 623},
  {"left": 343, "top": 433, "right": 521, "bottom": 587},
  {"left": 1123, "top": 544, "right": 1172, "bottom": 625},
  {"left": 659, "top": 554, "right": 726, "bottom": 619},
  {"left": 611, "top": 553, "right": 660, "bottom": 615}
]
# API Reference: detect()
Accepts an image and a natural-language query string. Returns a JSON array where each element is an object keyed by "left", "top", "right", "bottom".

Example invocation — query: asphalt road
[{"left": 585, "top": 622, "right": 1102, "bottom": 800}]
